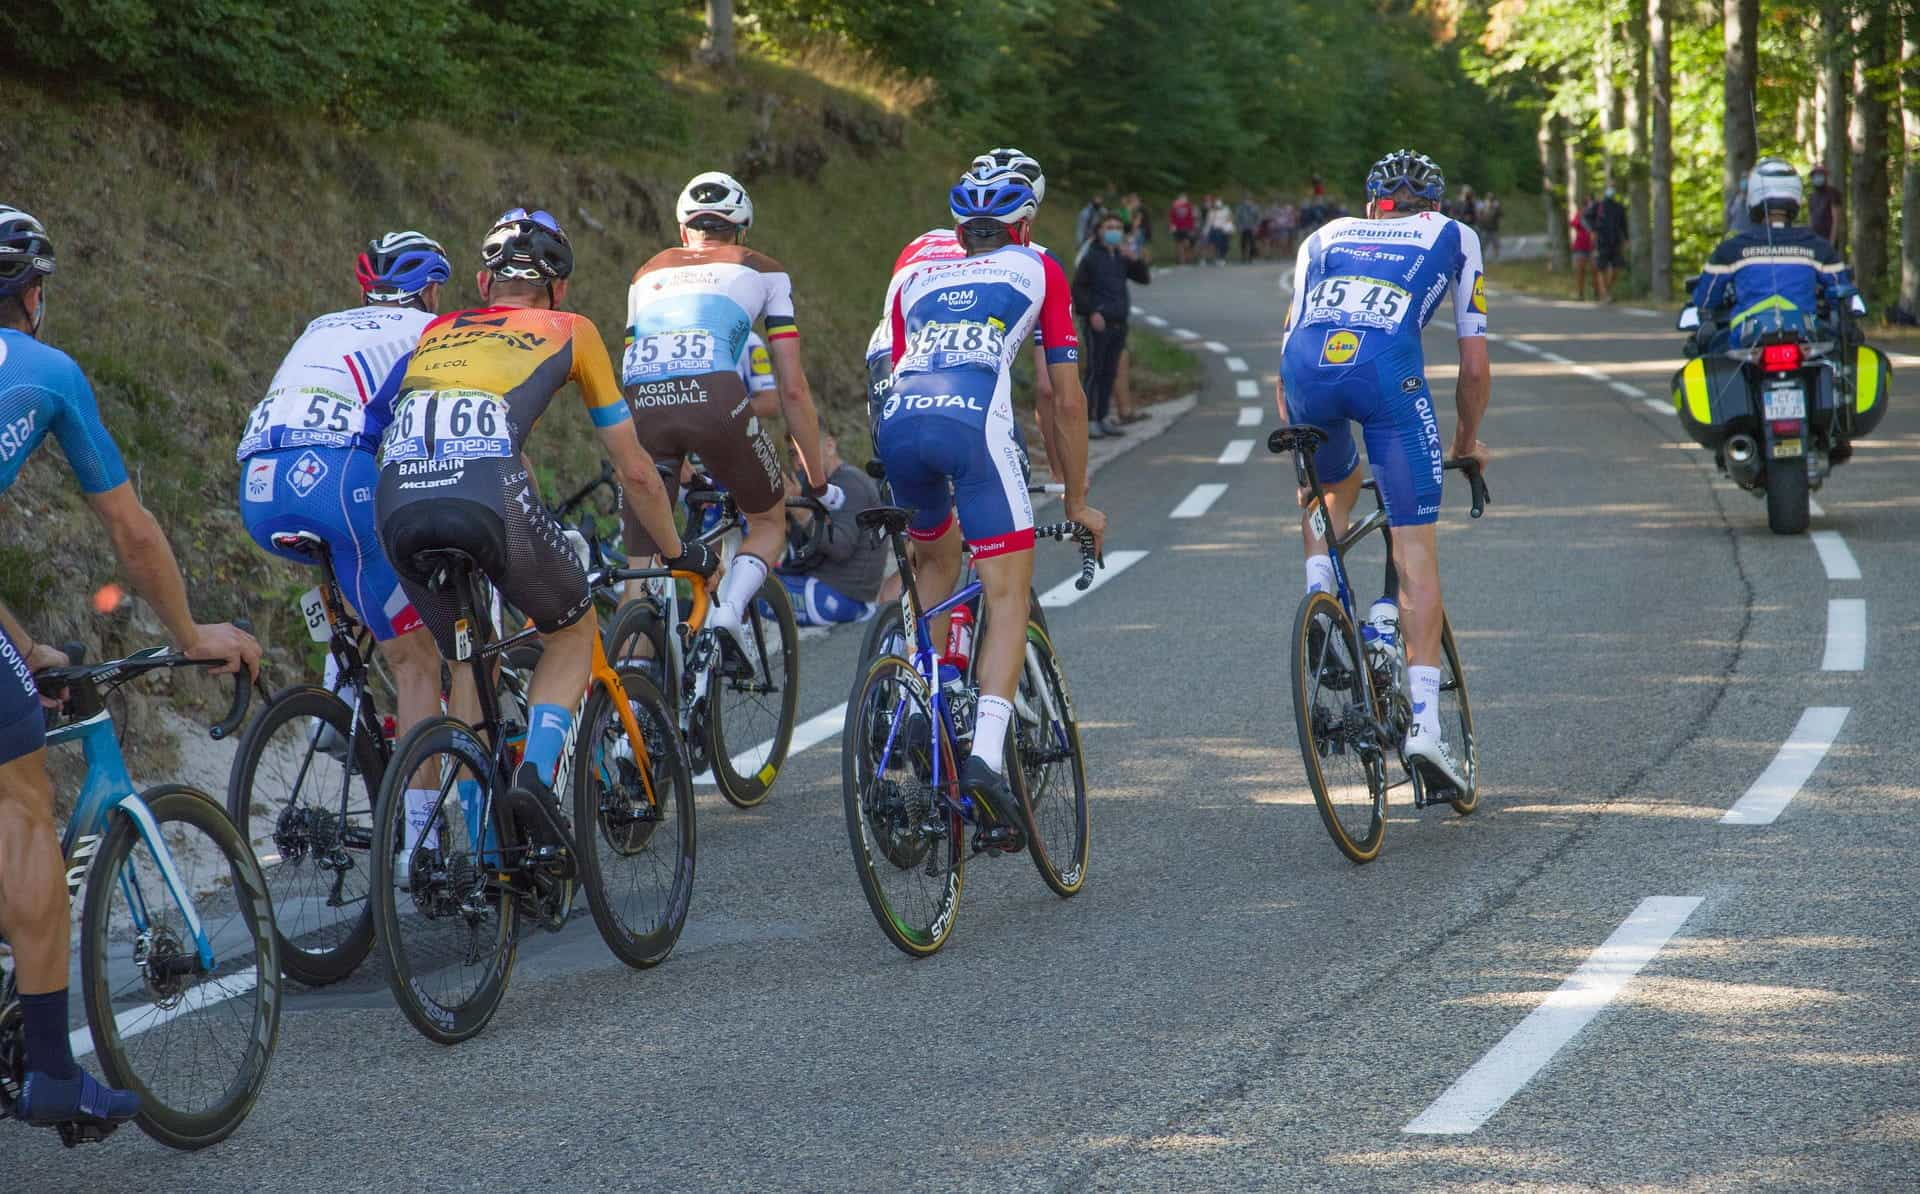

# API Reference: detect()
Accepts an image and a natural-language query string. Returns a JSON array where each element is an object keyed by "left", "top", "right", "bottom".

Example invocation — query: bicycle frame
[{"left": 869, "top": 530, "right": 983, "bottom": 807}]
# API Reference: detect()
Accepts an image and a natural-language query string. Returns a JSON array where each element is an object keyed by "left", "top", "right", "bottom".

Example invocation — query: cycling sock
[
  {"left": 523, "top": 704, "right": 574, "bottom": 788},
  {"left": 20, "top": 988, "right": 78, "bottom": 1080},
  {"left": 970, "top": 696, "right": 1014, "bottom": 774},
  {"left": 1409, "top": 666, "right": 1442, "bottom": 737},
  {"left": 716, "top": 553, "right": 769, "bottom": 620},
  {"left": 1305, "top": 553, "right": 1335, "bottom": 594},
  {"left": 403, "top": 788, "right": 440, "bottom": 851}
]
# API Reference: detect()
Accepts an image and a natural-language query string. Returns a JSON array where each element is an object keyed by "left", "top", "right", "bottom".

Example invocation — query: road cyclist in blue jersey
[
  {"left": 0, "top": 204, "right": 260, "bottom": 1136},
  {"left": 1276, "top": 150, "right": 1492, "bottom": 795}
]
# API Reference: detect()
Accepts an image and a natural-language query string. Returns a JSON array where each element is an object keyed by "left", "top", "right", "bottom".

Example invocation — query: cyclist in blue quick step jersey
[
  {"left": 1277, "top": 150, "right": 1492, "bottom": 796},
  {"left": 0, "top": 204, "right": 259, "bottom": 1136}
]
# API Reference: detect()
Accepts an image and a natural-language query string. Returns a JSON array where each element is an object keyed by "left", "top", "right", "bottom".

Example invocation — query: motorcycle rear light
[
  {"left": 1770, "top": 419, "right": 1802, "bottom": 436},
  {"left": 1760, "top": 343, "right": 1802, "bottom": 372}
]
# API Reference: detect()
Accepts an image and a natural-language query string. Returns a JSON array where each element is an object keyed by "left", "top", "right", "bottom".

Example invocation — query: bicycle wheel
[
  {"left": 1290, "top": 589, "right": 1389, "bottom": 863},
  {"left": 842, "top": 653, "right": 964, "bottom": 957},
  {"left": 706, "top": 573, "right": 800, "bottom": 809},
  {"left": 1438, "top": 615, "right": 1479, "bottom": 815},
  {"left": 369, "top": 717, "right": 519, "bottom": 1044},
  {"left": 79, "top": 785, "right": 281, "bottom": 1150},
  {"left": 225, "top": 685, "right": 382, "bottom": 986},
  {"left": 1011, "top": 620, "right": 1090, "bottom": 897},
  {"left": 574, "top": 665, "right": 696, "bottom": 968},
  {"left": 606, "top": 597, "right": 670, "bottom": 682}
]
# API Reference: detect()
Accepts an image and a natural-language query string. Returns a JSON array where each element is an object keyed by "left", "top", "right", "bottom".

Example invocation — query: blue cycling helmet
[
  {"left": 355, "top": 230, "right": 450, "bottom": 303},
  {"left": 949, "top": 171, "right": 1038, "bottom": 226},
  {"left": 1365, "top": 149, "right": 1445, "bottom": 203},
  {"left": 0, "top": 205, "right": 56, "bottom": 298}
]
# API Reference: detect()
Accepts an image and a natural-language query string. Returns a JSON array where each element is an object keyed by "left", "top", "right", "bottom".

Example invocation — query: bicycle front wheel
[
  {"left": 1012, "top": 620, "right": 1090, "bottom": 897},
  {"left": 1291, "top": 590, "right": 1388, "bottom": 863},
  {"left": 80, "top": 785, "right": 281, "bottom": 1150},
  {"left": 1438, "top": 615, "right": 1478, "bottom": 815},
  {"left": 575, "top": 665, "right": 696, "bottom": 968},
  {"left": 706, "top": 573, "right": 800, "bottom": 808},
  {"left": 226, "top": 685, "right": 382, "bottom": 986}
]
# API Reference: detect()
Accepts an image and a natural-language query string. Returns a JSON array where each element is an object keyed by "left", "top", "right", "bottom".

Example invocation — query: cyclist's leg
[
  {"left": 948, "top": 409, "right": 1036, "bottom": 783},
  {"left": 687, "top": 373, "right": 786, "bottom": 638},
  {"left": 1282, "top": 360, "right": 1365, "bottom": 593},
  {"left": 873, "top": 413, "right": 965, "bottom": 640}
]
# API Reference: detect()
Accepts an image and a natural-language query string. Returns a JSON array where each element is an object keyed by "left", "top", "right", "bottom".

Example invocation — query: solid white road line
[
  {"left": 1609, "top": 380, "right": 1646, "bottom": 398},
  {"left": 1130, "top": 305, "right": 1144, "bottom": 317},
  {"left": 1218, "top": 439, "right": 1255, "bottom": 465},
  {"left": 1146, "top": 314, "right": 1168, "bottom": 328},
  {"left": 1038, "top": 549, "right": 1148, "bottom": 608},
  {"left": 72, "top": 966, "right": 261, "bottom": 1060},
  {"left": 1642, "top": 398, "right": 1673, "bottom": 415},
  {"left": 697, "top": 702, "right": 848, "bottom": 787},
  {"left": 1822, "top": 599, "right": 1865, "bottom": 672},
  {"left": 1204, "top": 340, "right": 1230, "bottom": 354},
  {"left": 1621, "top": 307, "right": 1660, "bottom": 318},
  {"left": 1236, "top": 378, "right": 1260, "bottom": 399},
  {"left": 1403, "top": 896, "right": 1704, "bottom": 1135},
  {"left": 1537, "top": 350, "right": 1573, "bottom": 365},
  {"left": 1174, "top": 327, "right": 1199, "bottom": 340},
  {"left": 1573, "top": 364, "right": 1610, "bottom": 381},
  {"left": 1238, "top": 406, "right": 1262, "bottom": 427},
  {"left": 1810, "top": 530, "right": 1861, "bottom": 580},
  {"left": 1225, "top": 357, "right": 1249, "bottom": 373},
  {"left": 1506, "top": 340, "right": 1542, "bottom": 355},
  {"left": 1170, "top": 483, "right": 1229, "bottom": 519},
  {"left": 1720, "top": 706, "right": 1850, "bottom": 825},
  {"left": 1809, "top": 497, "right": 1825, "bottom": 517}
]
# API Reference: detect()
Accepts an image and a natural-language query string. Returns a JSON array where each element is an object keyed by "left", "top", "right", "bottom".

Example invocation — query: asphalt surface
[{"left": 14, "top": 261, "right": 1917, "bottom": 1190}]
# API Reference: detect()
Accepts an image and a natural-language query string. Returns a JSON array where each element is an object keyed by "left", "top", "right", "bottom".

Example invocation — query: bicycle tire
[
  {"left": 1290, "top": 590, "right": 1389, "bottom": 863},
  {"left": 842, "top": 653, "right": 964, "bottom": 957},
  {"left": 369, "top": 717, "right": 519, "bottom": 1045},
  {"left": 80, "top": 785, "right": 281, "bottom": 1150},
  {"left": 606, "top": 598, "right": 671, "bottom": 683},
  {"left": 225, "top": 685, "right": 383, "bottom": 986},
  {"left": 706, "top": 573, "right": 800, "bottom": 809},
  {"left": 1438, "top": 616, "right": 1478, "bottom": 815},
  {"left": 1011, "top": 620, "right": 1090, "bottom": 897},
  {"left": 574, "top": 665, "right": 697, "bottom": 968}
]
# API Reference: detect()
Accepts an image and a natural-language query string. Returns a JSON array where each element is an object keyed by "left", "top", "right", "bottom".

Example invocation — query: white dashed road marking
[
  {"left": 1537, "top": 350, "right": 1573, "bottom": 365},
  {"left": 1174, "top": 327, "right": 1199, "bottom": 340},
  {"left": 1720, "top": 706, "right": 1850, "bottom": 825},
  {"left": 1822, "top": 599, "right": 1865, "bottom": 672},
  {"left": 698, "top": 702, "right": 848, "bottom": 787},
  {"left": 1038, "top": 549, "right": 1148, "bottom": 608},
  {"left": 1238, "top": 406, "right": 1262, "bottom": 427},
  {"left": 1218, "top": 439, "right": 1255, "bottom": 465},
  {"left": 1225, "top": 357, "right": 1249, "bottom": 373},
  {"left": 1170, "top": 483, "right": 1229, "bottom": 519},
  {"left": 1204, "top": 340, "right": 1230, "bottom": 354},
  {"left": 1236, "top": 378, "right": 1260, "bottom": 399},
  {"left": 1642, "top": 398, "right": 1672, "bottom": 415},
  {"left": 1146, "top": 315, "right": 1168, "bottom": 328},
  {"left": 72, "top": 967, "right": 261, "bottom": 1060},
  {"left": 1608, "top": 380, "right": 1645, "bottom": 398},
  {"left": 1810, "top": 531, "right": 1861, "bottom": 580}
]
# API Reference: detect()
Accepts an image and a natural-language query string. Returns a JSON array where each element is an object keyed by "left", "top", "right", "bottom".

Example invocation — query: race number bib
[
  {"left": 897, "top": 318, "right": 1008, "bottom": 373},
  {"left": 381, "top": 389, "right": 513, "bottom": 465},
  {"left": 624, "top": 328, "right": 721, "bottom": 381},
  {"left": 238, "top": 386, "right": 365, "bottom": 456},
  {"left": 1301, "top": 275, "right": 1412, "bottom": 331}
]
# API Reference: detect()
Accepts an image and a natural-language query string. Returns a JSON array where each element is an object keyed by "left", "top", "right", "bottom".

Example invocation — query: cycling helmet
[
  {"left": 481, "top": 208, "right": 573, "bottom": 281},
  {"left": 1365, "top": 149, "right": 1446, "bottom": 203},
  {"left": 0, "top": 205, "right": 56, "bottom": 298},
  {"left": 676, "top": 171, "right": 754, "bottom": 231},
  {"left": 969, "top": 147, "right": 1047, "bottom": 206},
  {"left": 355, "top": 230, "right": 450, "bottom": 303},
  {"left": 949, "top": 172, "right": 1038, "bottom": 227},
  {"left": 1746, "top": 156, "right": 1803, "bottom": 220}
]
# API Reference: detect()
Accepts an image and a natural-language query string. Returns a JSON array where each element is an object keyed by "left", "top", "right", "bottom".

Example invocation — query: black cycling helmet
[
  {"left": 481, "top": 208, "right": 574, "bottom": 281},
  {"left": 1365, "top": 150, "right": 1446, "bottom": 205},
  {"left": 0, "top": 205, "right": 56, "bottom": 298}
]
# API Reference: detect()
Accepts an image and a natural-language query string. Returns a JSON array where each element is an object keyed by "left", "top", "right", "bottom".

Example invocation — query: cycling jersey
[
  {"left": 1279, "top": 212, "right": 1486, "bottom": 527},
  {"left": 236, "top": 305, "right": 434, "bottom": 461},
  {"left": 0, "top": 624, "right": 37, "bottom": 765},
  {"left": 0, "top": 328, "right": 128, "bottom": 496},
  {"left": 1689, "top": 224, "right": 1852, "bottom": 335}
]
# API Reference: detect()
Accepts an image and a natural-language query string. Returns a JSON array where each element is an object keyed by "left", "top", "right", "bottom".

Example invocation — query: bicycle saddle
[
  {"left": 855, "top": 506, "right": 912, "bottom": 535},
  {"left": 1268, "top": 425, "right": 1328, "bottom": 455},
  {"left": 411, "top": 548, "right": 478, "bottom": 589},
  {"left": 270, "top": 530, "right": 328, "bottom": 558}
]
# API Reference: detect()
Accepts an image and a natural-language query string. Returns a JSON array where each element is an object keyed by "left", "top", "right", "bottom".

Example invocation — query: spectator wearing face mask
[
  {"left": 1072, "top": 211, "right": 1151, "bottom": 438},
  {"left": 1807, "top": 164, "right": 1846, "bottom": 248}
]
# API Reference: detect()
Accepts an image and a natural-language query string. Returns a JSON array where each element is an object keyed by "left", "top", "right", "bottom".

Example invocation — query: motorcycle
[{"left": 1672, "top": 285, "right": 1888, "bottom": 534}]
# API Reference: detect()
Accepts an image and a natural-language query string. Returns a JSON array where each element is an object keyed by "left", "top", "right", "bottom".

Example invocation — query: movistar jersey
[
  {"left": 237, "top": 305, "right": 435, "bottom": 461},
  {"left": 1689, "top": 224, "right": 1852, "bottom": 330},
  {"left": 0, "top": 328, "right": 128, "bottom": 496},
  {"left": 624, "top": 245, "right": 798, "bottom": 386},
  {"left": 1280, "top": 212, "right": 1487, "bottom": 370}
]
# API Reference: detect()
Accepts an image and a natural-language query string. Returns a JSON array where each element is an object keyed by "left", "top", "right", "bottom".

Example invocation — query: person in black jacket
[{"left": 1073, "top": 211, "right": 1151, "bottom": 438}]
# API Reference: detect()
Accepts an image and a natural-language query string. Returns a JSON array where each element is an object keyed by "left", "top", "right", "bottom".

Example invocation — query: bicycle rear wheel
[
  {"left": 1291, "top": 590, "right": 1389, "bottom": 863},
  {"left": 842, "top": 653, "right": 964, "bottom": 957},
  {"left": 80, "top": 786, "right": 281, "bottom": 1150},
  {"left": 370, "top": 717, "right": 519, "bottom": 1044},
  {"left": 1012, "top": 620, "right": 1090, "bottom": 897},
  {"left": 574, "top": 665, "right": 696, "bottom": 968},
  {"left": 706, "top": 573, "right": 799, "bottom": 808},
  {"left": 1438, "top": 615, "right": 1478, "bottom": 815},
  {"left": 226, "top": 685, "right": 382, "bottom": 986}
]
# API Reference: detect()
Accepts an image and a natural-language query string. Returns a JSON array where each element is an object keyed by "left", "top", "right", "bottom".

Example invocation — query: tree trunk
[
  {"left": 1597, "top": 38, "right": 1619, "bottom": 188},
  {"left": 1850, "top": 5, "right": 1891, "bottom": 302},
  {"left": 1564, "top": 125, "right": 1583, "bottom": 216},
  {"left": 1822, "top": 1, "right": 1850, "bottom": 186},
  {"left": 1723, "top": 0, "right": 1760, "bottom": 212},
  {"left": 1626, "top": 5, "right": 1653, "bottom": 292},
  {"left": 1539, "top": 109, "right": 1571, "bottom": 271},
  {"left": 1650, "top": 0, "right": 1674, "bottom": 300},
  {"left": 1900, "top": 2, "right": 1920, "bottom": 319},
  {"left": 701, "top": 0, "right": 736, "bottom": 67}
]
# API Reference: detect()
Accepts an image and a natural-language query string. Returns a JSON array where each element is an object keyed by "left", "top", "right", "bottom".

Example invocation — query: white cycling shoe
[
  {"left": 704, "top": 606, "right": 759, "bottom": 673},
  {"left": 1403, "top": 722, "right": 1469, "bottom": 795}
]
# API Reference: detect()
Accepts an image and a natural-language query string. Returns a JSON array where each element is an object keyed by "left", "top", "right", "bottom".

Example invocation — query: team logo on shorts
[
  {"left": 1320, "top": 329, "right": 1363, "bottom": 366},
  {"left": 244, "top": 458, "right": 276, "bottom": 503},
  {"left": 287, "top": 451, "right": 328, "bottom": 498},
  {"left": 1470, "top": 272, "right": 1487, "bottom": 314}
]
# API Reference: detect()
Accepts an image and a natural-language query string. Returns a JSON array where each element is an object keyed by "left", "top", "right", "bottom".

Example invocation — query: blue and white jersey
[
  {"left": 1689, "top": 224, "right": 1852, "bottom": 333},
  {"left": 1280, "top": 212, "right": 1487, "bottom": 371},
  {"left": 0, "top": 328, "right": 128, "bottom": 496},
  {"left": 624, "top": 245, "right": 798, "bottom": 386},
  {"left": 237, "top": 304, "right": 433, "bottom": 461}
]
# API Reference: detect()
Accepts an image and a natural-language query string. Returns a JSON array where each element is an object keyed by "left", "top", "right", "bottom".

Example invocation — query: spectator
[
  {"left": 1477, "top": 192, "right": 1503, "bottom": 260},
  {"left": 1569, "top": 199, "right": 1595, "bottom": 301},
  {"left": 1076, "top": 193, "right": 1105, "bottom": 252},
  {"left": 1123, "top": 191, "right": 1151, "bottom": 256},
  {"left": 1072, "top": 210, "right": 1151, "bottom": 438},
  {"left": 1723, "top": 177, "right": 1763, "bottom": 235},
  {"left": 777, "top": 434, "right": 886, "bottom": 626},
  {"left": 1276, "top": 201, "right": 1299, "bottom": 257},
  {"left": 1455, "top": 185, "right": 1478, "bottom": 229},
  {"left": 1234, "top": 194, "right": 1260, "bottom": 262},
  {"left": 1585, "top": 185, "right": 1629, "bottom": 301},
  {"left": 1807, "top": 163, "right": 1846, "bottom": 248},
  {"left": 1168, "top": 191, "right": 1197, "bottom": 265},
  {"left": 1204, "top": 194, "right": 1234, "bottom": 265}
]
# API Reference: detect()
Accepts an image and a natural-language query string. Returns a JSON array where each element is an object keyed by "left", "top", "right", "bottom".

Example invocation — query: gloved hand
[{"left": 665, "top": 537, "right": 719, "bottom": 579}]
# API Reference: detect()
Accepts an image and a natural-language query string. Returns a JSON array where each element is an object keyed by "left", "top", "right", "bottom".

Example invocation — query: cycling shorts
[
  {"left": 376, "top": 456, "right": 592, "bottom": 658},
  {"left": 623, "top": 369, "right": 781, "bottom": 556},
  {"left": 0, "top": 624, "right": 44, "bottom": 766},
  {"left": 1281, "top": 340, "right": 1443, "bottom": 527},
  {"left": 874, "top": 412, "right": 1034, "bottom": 558},
  {"left": 239, "top": 445, "right": 422, "bottom": 641}
]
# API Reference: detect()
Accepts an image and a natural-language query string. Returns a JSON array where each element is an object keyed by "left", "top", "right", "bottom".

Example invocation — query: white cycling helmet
[
  {"left": 677, "top": 171, "right": 754, "bottom": 231},
  {"left": 969, "top": 147, "right": 1046, "bottom": 207},
  {"left": 1746, "top": 156, "right": 1803, "bottom": 219}
]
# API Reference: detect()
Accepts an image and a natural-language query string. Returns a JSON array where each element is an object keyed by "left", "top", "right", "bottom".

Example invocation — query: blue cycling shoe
[{"left": 18, "top": 1068, "right": 141, "bottom": 1129}]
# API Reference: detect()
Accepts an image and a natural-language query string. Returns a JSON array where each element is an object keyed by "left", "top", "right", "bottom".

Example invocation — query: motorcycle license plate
[
  {"left": 1772, "top": 437, "right": 1804, "bottom": 459},
  {"left": 1764, "top": 384, "right": 1805, "bottom": 420}
]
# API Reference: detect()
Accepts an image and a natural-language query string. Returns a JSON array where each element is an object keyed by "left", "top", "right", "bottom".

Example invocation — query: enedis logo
[
  {"left": 1470, "top": 273, "right": 1487, "bottom": 314},
  {"left": 1320, "top": 329, "right": 1362, "bottom": 366}
]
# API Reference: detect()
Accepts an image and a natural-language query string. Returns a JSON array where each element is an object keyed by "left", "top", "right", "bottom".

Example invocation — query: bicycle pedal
[{"left": 56, "top": 1120, "right": 121, "bottom": 1147}]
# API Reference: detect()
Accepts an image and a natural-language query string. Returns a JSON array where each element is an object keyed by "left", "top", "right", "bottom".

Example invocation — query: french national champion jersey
[
  {"left": 237, "top": 305, "right": 435, "bottom": 462},
  {"left": 624, "top": 245, "right": 798, "bottom": 390},
  {"left": 1280, "top": 211, "right": 1487, "bottom": 370},
  {"left": 0, "top": 328, "right": 128, "bottom": 496}
]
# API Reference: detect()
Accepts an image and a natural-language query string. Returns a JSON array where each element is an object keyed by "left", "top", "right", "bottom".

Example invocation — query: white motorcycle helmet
[
  {"left": 1746, "top": 156, "right": 1803, "bottom": 221},
  {"left": 676, "top": 171, "right": 754, "bottom": 232}
]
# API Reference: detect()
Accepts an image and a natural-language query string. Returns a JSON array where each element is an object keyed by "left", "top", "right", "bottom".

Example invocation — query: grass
[{"left": 1128, "top": 328, "right": 1205, "bottom": 404}]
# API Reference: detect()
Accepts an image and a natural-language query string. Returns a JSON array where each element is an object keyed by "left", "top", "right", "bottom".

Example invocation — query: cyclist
[
  {"left": 0, "top": 204, "right": 258, "bottom": 1133},
  {"left": 623, "top": 172, "right": 839, "bottom": 665},
  {"left": 878, "top": 173, "right": 1105, "bottom": 839},
  {"left": 236, "top": 230, "right": 448, "bottom": 760},
  {"left": 375, "top": 208, "right": 714, "bottom": 847},
  {"left": 1276, "top": 149, "right": 1490, "bottom": 795}
]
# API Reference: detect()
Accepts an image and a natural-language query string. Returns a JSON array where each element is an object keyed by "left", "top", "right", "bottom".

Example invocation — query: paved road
[{"left": 17, "top": 263, "right": 1916, "bottom": 1190}]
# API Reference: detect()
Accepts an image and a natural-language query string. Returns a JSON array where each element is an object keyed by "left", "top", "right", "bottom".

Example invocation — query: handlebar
[
  {"left": 1444, "top": 458, "right": 1490, "bottom": 519},
  {"left": 553, "top": 460, "right": 620, "bottom": 521},
  {"left": 1035, "top": 521, "right": 1101, "bottom": 591},
  {"left": 1270, "top": 425, "right": 1488, "bottom": 519},
  {"left": 36, "top": 647, "right": 253, "bottom": 741}
]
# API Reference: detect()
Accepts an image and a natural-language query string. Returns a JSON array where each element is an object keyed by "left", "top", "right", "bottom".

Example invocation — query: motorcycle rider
[{"left": 1686, "top": 157, "right": 1858, "bottom": 354}]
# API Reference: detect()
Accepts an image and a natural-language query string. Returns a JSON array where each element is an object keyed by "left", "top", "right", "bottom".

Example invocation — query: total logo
[
  {"left": 1319, "top": 329, "right": 1363, "bottom": 366},
  {"left": 882, "top": 393, "right": 985, "bottom": 418},
  {"left": 936, "top": 288, "right": 978, "bottom": 312}
]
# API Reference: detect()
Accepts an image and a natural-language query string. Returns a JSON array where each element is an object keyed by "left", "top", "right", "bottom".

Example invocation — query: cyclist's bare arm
[
  {"left": 767, "top": 336, "right": 828, "bottom": 491},
  {"left": 1452, "top": 336, "right": 1491, "bottom": 467},
  {"left": 598, "top": 422, "right": 684, "bottom": 559},
  {"left": 1032, "top": 354, "right": 1065, "bottom": 484},
  {"left": 1044, "top": 360, "right": 1106, "bottom": 553}
]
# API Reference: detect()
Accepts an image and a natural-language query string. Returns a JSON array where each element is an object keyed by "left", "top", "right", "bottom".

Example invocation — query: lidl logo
[
  {"left": 1320, "top": 329, "right": 1362, "bottom": 366},
  {"left": 1470, "top": 272, "right": 1487, "bottom": 314}
]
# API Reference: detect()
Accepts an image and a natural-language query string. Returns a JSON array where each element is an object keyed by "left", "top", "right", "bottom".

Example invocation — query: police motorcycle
[{"left": 1673, "top": 285, "right": 1888, "bottom": 534}]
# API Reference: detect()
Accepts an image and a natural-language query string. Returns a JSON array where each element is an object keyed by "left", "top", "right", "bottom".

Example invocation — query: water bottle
[
  {"left": 943, "top": 604, "right": 975, "bottom": 674},
  {"left": 1362, "top": 598, "right": 1405, "bottom": 691},
  {"left": 936, "top": 662, "right": 974, "bottom": 748}
]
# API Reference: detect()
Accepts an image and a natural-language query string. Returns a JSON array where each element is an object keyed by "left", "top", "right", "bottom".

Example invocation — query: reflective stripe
[
  {"left": 1857, "top": 344, "right": 1880, "bottom": 414},
  {"left": 1730, "top": 294, "right": 1799, "bottom": 325},
  {"left": 1679, "top": 357, "right": 1713, "bottom": 424}
]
